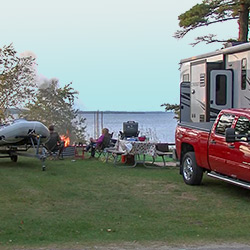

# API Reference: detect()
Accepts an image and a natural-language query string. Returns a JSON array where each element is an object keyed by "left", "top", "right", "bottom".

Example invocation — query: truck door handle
[
  {"left": 210, "top": 140, "right": 216, "bottom": 144},
  {"left": 228, "top": 144, "right": 235, "bottom": 149}
]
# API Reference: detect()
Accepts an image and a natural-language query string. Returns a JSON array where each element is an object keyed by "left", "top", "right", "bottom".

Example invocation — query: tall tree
[
  {"left": 0, "top": 44, "right": 36, "bottom": 121},
  {"left": 174, "top": 0, "right": 250, "bottom": 45},
  {"left": 22, "top": 79, "right": 86, "bottom": 143}
]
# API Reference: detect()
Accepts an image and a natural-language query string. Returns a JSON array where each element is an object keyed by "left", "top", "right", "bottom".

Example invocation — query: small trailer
[{"left": 179, "top": 42, "right": 250, "bottom": 122}]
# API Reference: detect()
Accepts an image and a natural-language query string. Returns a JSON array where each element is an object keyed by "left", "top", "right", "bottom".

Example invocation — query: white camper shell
[{"left": 180, "top": 43, "right": 250, "bottom": 122}]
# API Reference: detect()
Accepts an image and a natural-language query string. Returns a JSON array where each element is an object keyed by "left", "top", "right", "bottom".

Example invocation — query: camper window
[
  {"left": 241, "top": 58, "right": 247, "bottom": 90},
  {"left": 216, "top": 75, "right": 227, "bottom": 105}
]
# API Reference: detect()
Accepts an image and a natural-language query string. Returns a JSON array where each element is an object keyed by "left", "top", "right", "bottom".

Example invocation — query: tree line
[{"left": 0, "top": 44, "right": 85, "bottom": 143}]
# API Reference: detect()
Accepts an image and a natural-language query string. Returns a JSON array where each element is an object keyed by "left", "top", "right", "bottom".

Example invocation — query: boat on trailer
[
  {"left": 0, "top": 119, "right": 49, "bottom": 146},
  {"left": 0, "top": 119, "right": 50, "bottom": 170}
]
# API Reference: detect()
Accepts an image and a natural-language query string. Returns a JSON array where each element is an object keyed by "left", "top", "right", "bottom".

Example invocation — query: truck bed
[{"left": 178, "top": 122, "right": 213, "bottom": 132}]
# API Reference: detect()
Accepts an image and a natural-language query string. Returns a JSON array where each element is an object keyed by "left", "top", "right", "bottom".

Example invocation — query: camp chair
[
  {"left": 95, "top": 132, "right": 114, "bottom": 158},
  {"left": 152, "top": 143, "right": 173, "bottom": 167},
  {"left": 45, "top": 138, "right": 64, "bottom": 160}
]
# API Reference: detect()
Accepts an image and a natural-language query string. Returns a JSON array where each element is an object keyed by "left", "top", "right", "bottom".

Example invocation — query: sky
[{"left": 0, "top": 0, "right": 239, "bottom": 111}]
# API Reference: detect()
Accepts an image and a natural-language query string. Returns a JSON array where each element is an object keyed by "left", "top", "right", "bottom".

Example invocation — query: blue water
[{"left": 81, "top": 112, "right": 177, "bottom": 143}]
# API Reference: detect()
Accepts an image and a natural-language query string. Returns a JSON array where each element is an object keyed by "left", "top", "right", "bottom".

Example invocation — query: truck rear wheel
[{"left": 182, "top": 152, "right": 203, "bottom": 185}]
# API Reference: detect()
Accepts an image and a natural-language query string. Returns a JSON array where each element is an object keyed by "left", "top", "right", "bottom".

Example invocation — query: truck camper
[{"left": 180, "top": 42, "right": 250, "bottom": 123}]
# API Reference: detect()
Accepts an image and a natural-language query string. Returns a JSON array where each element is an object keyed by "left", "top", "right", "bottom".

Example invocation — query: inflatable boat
[{"left": 0, "top": 119, "right": 49, "bottom": 146}]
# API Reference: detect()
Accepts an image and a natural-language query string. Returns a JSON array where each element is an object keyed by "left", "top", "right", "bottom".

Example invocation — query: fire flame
[{"left": 60, "top": 135, "right": 70, "bottom": 147}]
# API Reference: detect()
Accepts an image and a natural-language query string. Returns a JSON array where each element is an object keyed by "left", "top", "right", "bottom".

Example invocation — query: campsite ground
[
  {"left": 8, "top": 243, "right": 250, "bottom": 250},
  {"left": 1, "top": 156, "right": 250, "bottom": 250}
]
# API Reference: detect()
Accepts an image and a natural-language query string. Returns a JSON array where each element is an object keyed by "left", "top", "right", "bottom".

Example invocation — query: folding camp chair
[
  {"left": 45, "top": 139, "right": 64, "bottom": 160},
  {"left": 95, "top": 132, "right": 115, "bottom": 158}
]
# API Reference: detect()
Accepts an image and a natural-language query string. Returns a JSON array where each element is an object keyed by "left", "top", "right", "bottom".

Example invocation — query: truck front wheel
[{"left": 182, "top": 152, "right": 203, "bottom": 185}]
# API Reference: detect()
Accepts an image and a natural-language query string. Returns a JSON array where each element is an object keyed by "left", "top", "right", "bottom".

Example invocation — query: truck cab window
[
  {"left": 235, "top": 116, "right": 250, "bottom": 137},
  {"left": 216, "top": 75, "right": 227, "bottom": 105},
  {"left": 215, "top": 114, "right": 235, "bottom": 135}
]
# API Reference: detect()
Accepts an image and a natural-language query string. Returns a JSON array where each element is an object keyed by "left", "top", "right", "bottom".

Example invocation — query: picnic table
[{"left": 106, "top": 139, "right": 159, "bottom": 167}]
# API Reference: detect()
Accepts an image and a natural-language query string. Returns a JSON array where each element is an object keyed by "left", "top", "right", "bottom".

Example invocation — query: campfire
[{"left": 60, "top": 135, "right": 70, "bottom": 147}]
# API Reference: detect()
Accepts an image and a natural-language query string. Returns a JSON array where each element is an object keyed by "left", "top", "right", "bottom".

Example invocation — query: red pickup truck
[{"left": 175, "top": 109, "right": 250, "bottom": 189}]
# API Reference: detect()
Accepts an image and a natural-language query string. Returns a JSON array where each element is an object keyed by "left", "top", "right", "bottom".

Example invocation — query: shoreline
[{"left": 79, "top": 111, "right": 173, "bottom": 114}]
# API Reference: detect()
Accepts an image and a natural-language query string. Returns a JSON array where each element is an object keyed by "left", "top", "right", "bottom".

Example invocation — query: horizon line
[{"left": 79, "top": 110, "right": 171, "bottom": 113}]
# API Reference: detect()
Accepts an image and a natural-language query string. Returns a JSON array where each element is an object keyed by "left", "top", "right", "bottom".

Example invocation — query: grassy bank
[{"left": 1, "top": 156, "right": 250, "bottom": 248}]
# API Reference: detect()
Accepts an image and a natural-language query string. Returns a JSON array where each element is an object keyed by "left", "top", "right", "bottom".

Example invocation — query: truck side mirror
[{"left": 225, "top": 128, "right": 236, "bottom": 142}]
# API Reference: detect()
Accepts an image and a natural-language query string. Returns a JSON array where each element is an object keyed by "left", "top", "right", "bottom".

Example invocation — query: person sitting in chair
[
  {"left": 86, "top": 128, "right": 109, "bottom": 158},
  {"left": 45, "top": 125, "right": 64, "bottom": 159}
]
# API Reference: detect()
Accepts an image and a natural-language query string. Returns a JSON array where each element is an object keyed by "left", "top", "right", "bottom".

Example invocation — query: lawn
[{"left": 1, "top": 155, "right": 250, "bottom": 249}]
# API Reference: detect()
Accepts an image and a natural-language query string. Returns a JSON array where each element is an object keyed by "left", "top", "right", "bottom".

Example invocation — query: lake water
[{"left": 81, "top": 112, "right": 177, "bottom": 143}]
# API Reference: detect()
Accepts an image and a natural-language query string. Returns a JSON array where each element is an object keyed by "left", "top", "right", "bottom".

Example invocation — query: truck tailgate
[{"left": 175, "top": 122, "right": 213, "bottom": 170}]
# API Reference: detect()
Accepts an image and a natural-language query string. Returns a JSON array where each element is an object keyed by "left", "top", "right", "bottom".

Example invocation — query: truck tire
[{"left": 182, "top": 152, "right": 203, "bottom": 185}]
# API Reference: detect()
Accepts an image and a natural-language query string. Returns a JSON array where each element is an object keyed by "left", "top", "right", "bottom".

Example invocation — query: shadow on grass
[
  {"left": 200, "top": 175, "right": 250, "bottom": 199},
  {"left": 0, "top": 157, "right": 46, "bottom": 170}
]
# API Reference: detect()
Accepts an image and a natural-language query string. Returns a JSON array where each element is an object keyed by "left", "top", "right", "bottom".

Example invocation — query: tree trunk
[{"left": 238, "top": 1, "right": 249, "bottom": 42}]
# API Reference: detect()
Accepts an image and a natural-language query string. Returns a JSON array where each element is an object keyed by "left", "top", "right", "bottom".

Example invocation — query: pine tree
[
  {"left": 22, "top": 79, "right": 86, "bottom": 143},
  {"left": 174, "top": 0, "right": 250, "bottom": 45}
]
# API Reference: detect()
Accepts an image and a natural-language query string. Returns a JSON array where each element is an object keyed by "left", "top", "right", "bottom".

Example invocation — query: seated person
[
  {"left": 45, "top": 125, "right": 64, "bottom": 158},
  {"left": 86, "top": 128, "right": 109, "bottom": 157}
]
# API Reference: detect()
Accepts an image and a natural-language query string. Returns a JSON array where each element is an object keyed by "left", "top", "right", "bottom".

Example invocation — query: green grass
[{"left": 1, "top": 155, "right": 250, "bottom": 248}]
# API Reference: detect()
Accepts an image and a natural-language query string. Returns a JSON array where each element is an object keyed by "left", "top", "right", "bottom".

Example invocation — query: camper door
[{"left": 210, "top": 70, "right": 233, "bottom": 118}]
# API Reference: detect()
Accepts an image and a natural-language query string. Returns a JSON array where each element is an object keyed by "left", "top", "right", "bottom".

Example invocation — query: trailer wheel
[
  {"left": 10, "top": 155, "right": 18, "bottom": 162},
  {"left": 182, "top": 152, "right": 203, "bottom": 185}
]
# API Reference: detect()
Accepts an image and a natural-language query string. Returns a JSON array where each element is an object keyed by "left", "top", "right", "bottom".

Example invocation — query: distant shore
[
  {"left": 9, "top": 108, "right": 173, "bottom": 116},
  {"left": 79, "top": 111, "right": 172, "bottom": 114}
]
